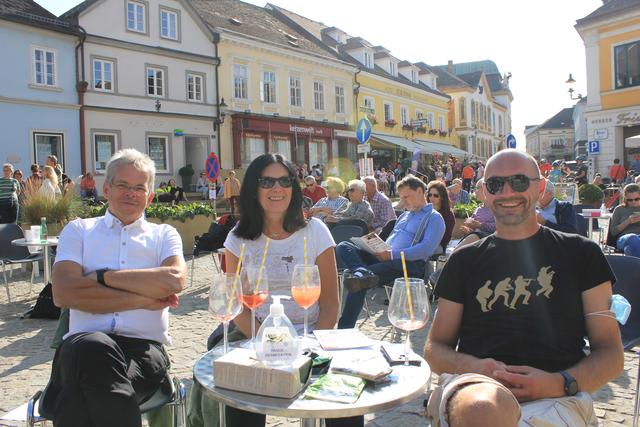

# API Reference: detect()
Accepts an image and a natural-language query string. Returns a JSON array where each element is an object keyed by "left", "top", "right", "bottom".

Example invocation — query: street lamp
[
  {"left": 213, "top": 97, "right": 228, "bottom": 130},
  {"left": 566, "top": 73, "right": 583, "bottom": 100}
]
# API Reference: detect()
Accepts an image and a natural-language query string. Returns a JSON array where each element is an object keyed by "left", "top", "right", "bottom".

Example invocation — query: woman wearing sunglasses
[
  {"left": 324, "top": 179, "right": 374, "bottom": 229},
  {"left": 188, "top": 154, "right": 349, "bottom": 427},
  {"left": 609, "top": 183, "right": 640, "bottom": 257},
  {"left": 426, "top": 181, "right": 455, "bottom": 253}
]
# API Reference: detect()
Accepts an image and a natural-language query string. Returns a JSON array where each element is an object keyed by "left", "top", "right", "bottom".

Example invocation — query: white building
[{"left": 63, "top": 0, "right": 220, "bottom": 189}]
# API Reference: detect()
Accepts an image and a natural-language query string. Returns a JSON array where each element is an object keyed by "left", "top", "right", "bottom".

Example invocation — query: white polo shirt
[{"left": 54, "top": 210, "right": 183, "bottom": 345}]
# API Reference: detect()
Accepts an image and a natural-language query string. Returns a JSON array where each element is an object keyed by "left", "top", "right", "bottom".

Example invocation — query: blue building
[{"left": 0, "top": 1, "right": 81, "bottom": 179}]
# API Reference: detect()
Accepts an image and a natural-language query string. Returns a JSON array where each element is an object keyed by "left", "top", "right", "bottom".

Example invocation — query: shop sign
[
  {"left": 593, "top": 129, "right": 608, "bottom": 140},
  {"left": 616, "top": 112, "right": 640, "bottom": 126}
]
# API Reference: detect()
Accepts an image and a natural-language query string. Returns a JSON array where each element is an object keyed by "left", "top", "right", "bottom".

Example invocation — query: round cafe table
[
  {"left": 193, "top": 340, "right": 431, "bottom": 427},
  {"left": 11, "top": 237, "right": 59, "bottom": 285}
]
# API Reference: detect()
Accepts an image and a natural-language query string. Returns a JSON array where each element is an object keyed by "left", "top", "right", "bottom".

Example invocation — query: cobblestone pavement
[{"left": 1, "top": 256, "right": 637, "bottom": 426}]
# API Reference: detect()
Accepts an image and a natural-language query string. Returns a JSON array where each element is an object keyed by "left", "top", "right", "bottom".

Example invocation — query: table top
[
  {"left": 11, "top": 237, "right": 59, "bottom": 247},
  {"left": 194, "top": 341, "right": 431, "bottom": 419}
]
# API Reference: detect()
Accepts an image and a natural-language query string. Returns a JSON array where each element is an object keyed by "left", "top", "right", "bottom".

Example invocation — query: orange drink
[
  {"left": 242, "top": 292, "right": 269, "bottom": 310},
  {"left": 291, "top": 286, "right": 321, "bottom": 309}
]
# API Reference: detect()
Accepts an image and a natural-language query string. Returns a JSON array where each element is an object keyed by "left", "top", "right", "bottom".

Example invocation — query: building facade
[
  {"left": 0, "top": 1, "right": 81, "bottom": 178},
  {"left": 525, "top": 107, "right": 575, "bottom": 162},
  {"left": 575, "top": 0, "right": 640, "bottom": 176},
  {"left": 63, "top": 0, "right": 220, "bottom": 188},
  {"left": 190, "top": 0, "right": 357, "bottom": 173}
]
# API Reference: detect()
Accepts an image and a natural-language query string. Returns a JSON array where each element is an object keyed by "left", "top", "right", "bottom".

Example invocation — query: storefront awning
[
  {"left": 414, "top": 139, "right": 468, "bottom": 157},
  {"left": 626, "top": 135, "right": 640, "bottom": 149},
  {"left": 370, "top": 133, "right": 423, "bottom": 152}
]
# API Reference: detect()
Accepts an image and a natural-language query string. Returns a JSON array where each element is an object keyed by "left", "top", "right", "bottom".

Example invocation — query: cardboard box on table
[{"left": 214, "top": 348, "right": 312, "bottom": 399}]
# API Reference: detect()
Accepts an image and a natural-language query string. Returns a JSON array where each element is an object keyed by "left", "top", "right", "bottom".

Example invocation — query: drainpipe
[
  {"left": 213, "top": 32, "right": 222, "bottom": 162},
  {"left": 353, "top": 68, "right": 361, "bottom": 126},
  {"left": 74, "top": 25, "right": 88, "bottom": 174}
]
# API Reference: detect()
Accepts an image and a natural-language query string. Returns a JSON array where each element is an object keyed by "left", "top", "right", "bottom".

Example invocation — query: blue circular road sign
[{"left": 356, "top": 118, "right": 372, "bottom": 144}]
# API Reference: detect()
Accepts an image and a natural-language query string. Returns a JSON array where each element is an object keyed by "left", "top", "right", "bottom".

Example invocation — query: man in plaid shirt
[{"left": 363, "top": 176, "right": 396, "bottom": 233}]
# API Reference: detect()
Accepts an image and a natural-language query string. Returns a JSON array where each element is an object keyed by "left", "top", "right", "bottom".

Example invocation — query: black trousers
[
  {"left": 47, "top": 332, "right": 169, "bottom": 427},
  {"left": 0, "top": 197, "right": 18, "bottom": 223}
]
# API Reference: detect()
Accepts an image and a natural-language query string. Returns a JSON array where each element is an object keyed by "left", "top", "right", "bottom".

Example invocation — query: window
[
  {"left": 33, "top": 47, "right": 56, "bottom": 87},
  {"left": 93, "top": 59, "right": 114, "bottom": 92},
  {"left": 309, "top": 139, "right": 329, "bottom": 166},
  {"left": 470, "top": 100, "right": 476, "bottom": 125},
  {"left": 33, "top": 132, "right": 64, "bottom": 169},
  {"left": 459, "top": 135, "right": 468, "bottom": 152},
  {"left": 313, "top": 80, "right": 325, "bottom": 110},
  {"left": 364, "top": 51, "right": 373, "bottom": 68},
  {"left": 289, "top": 75, "right": 302, "bottom": 107},
  {"left": 364, "top": 97, "right": 374, "bottom": 111},
  {"left": 411, "top": 69, "right": 418, "bottom": 84},
  {"left": 147, "top": 135, "right": 169, "bottom": 171},
  {"left": 335, "top": 84, "right": 345, "bottom": 114},
  {"left": 499, "top": 115, "right": 504, "bottom": 135},
  {"left": 383, "top": 103, "right": 392, "bottom": 121},
  {"left": 126, "top": 1, "right": 146, "bottom": 33},
  {"left": 615, "top": 41, "right": 640, "bottom": 89},
  {"left": 187, "top": 73, "right": 203, "bottom": 102},
  {"left": 550, "top": 138, "right": 565, "bottom": 149},
  {"left": 416, "top": 110, "right": 423, "bottom": 119},
  {"left": 439, "top": 115, "right": 445, "bottom": 131},
  {"left": 427, "top": 112, "right": 434, "bottom": 129},
  {"left": 390, "top": 62, "right": 397, "bottom": 77},
  {"left": 242, "top": 134, "right": 266, "bottom": 169},
  {"left": 146, "top": 67, "right": 164, "bottom": 97},
  {"left": 459, "top": 98, "right": 466, "bottom": 125},
  {"left": 160, "top": 8, "right": 178, "bottom": 40},
  {"left": 233, "top": 64, "right": 248, "bottom": 99},
  {"left": 401, "top": 106, "right": 409, "bottom": 125},
  {"left": 260, "top": 71, "right": 276, "bottom": 103},
  {"left": 94, "top": 133, "right": 117, "bottom": 171}
]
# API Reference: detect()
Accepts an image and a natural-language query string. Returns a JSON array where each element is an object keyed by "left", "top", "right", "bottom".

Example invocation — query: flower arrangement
[
  {"left": 80, "top": 201, "right": 216, "bottom": 223},
  {"left": 416, "top": 126, "right": 427, "bottom": 133},
  {"left": 402, "top": 124, "right": 413, "bottom": 131},
  {"left": 367, "top": 114, "right": 378, "bottom": 125},
  {"left": 20, "top": 181, "right": 79, "bottom": 225},
  {"left": 384, "top": 119, "right": 397, "bottom": 127},
  {"left": 439, "top": 130, "right": 448, "bottom": 137}
]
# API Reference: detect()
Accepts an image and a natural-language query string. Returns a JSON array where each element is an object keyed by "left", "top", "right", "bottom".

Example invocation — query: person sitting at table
[
  {"left": 324, "top": 179, "right": 374, "bottom": 229},
  {"left": 336, "top": 175, "right": 445, "bottom": 329},
  {"left": 536, "top": 178, "right": 579, "bottom": 235},
  {"left": 452, "top": 178, "right": 496, "bottom": 252},
  {"left": 426, "top": 180, "right": 455, "bottom": 254},
  {"left": 448, "top": 178, "right": 470, "bottom": 206},
  {"left": 186, "top": 153, "right": 353, "bottom": 427},
  {"left": 363, "top": 176, "right": 396, "bottom": 234},
  {"left": 302, "top": 175, "right": 327, "bottom": 205},
  {"left": 609, "top": 183, "right": 640, "bottom": 257},
  {"left": 308, "top": 176, "right": 348, "bottom": 220},
  {"left": 48, "top": 148, "right": 185, "bottom": 426}
]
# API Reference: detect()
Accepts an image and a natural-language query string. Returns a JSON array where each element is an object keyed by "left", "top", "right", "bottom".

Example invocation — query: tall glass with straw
[
  {"left": 208, "top": 244, "right": 245, "bottom": 354},
  {"left": 291, "top": 237, "right": 321, "bottom": 345},
  {"left": 387, "top": 251, "right": 430, "bottom": 365},
  {"left": 240, "top": 239, "right": 270, "bottom": 348}
]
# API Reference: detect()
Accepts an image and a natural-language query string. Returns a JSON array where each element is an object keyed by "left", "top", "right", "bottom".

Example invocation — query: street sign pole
[{"left": 356, "top": 118, "right": 372, "bottom": 176}]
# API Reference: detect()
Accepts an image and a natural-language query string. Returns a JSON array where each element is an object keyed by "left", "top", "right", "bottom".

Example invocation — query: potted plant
[
  {"left": 366, "top": 114, "right": 378, "bottom": 125},
  {"left": 384, "top": 119, "right": 397, "bottom": 128},
  {"left": 179, "top": 164, "right": 195, "bottom": 190},
  {"left": 578, "top": 183, "right": 604, "bottom": 208},
  {"left": 402, "top": 124, "right": 413, "bottom": 131},
  {"left": 20, "top": 181, "right": 78, "bottom": 236},
  {"left": 416, "top": 125, "right": 427, "bottom": 134}
]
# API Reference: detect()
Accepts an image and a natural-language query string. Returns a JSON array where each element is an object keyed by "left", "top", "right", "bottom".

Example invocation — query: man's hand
[
  {"left": 493, "top": 365, "right": 564, "bottom": 402},
  {"left": 460, "top": 225, "right": 472, "bottom": 235},
  {"left": 143, "top": 294, "right": 180, "bottom": 311},
  {"left": 463, "top": 218, "right": 480, "bottom": 229},
  {"left": 375, "top": 250, "right": 391, "bottom": 262},
  {"left": 324, "top": 215, "right": 338, "bottom": 223},
  {"left": 464, "top": 357, "right": 508, "bottom": 379}
]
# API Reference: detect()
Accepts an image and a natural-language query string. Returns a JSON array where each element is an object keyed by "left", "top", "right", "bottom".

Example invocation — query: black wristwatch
[
  {"left": 559, "top": 370, "right": 578, "bottom": 396},
  {"left": 96, "top": 268, "right": 110, "bottom": 288}
]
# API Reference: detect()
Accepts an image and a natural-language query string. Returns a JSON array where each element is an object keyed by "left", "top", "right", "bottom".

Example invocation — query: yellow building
[
  {"left": 575, "top": 0, "right": 640, "bottom": 175},
  {"left": 192, "top": 0, "right": 357, "bottom": 171},
  {"left": 268, "top": 5, "right": 464, "bottom": 172}
]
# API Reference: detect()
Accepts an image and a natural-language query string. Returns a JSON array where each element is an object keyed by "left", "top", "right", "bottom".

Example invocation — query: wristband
[{"left": 96, "top": 268, "right": 110, "bottom": 288}]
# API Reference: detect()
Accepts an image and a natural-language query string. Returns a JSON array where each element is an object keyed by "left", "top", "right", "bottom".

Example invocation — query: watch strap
[
  {"left": 96, "top": 268, "right": 110, "bottom": 288},
  {"left": 559, "top": 370, "right": 578, "bottom": 396}
]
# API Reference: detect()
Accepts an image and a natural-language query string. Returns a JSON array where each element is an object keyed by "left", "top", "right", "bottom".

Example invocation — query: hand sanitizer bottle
[{"left": 255, "top": 295, "right": 299, "bottom": 366}]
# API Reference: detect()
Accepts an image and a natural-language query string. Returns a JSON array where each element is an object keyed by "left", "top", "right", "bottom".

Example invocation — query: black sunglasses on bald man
[{"left": 484, "top": 174, "right": 540, "bottom": 195}]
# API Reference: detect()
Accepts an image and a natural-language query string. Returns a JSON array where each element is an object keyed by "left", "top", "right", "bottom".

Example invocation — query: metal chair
[
  {"left": 189, "top": 235, "right": 223, "bottom": 288},
  {"left": 27, "top": 371, "right": 187, "bottom": 427},
  {"left": 0, "top": 224, "right": 44, "bottom": 302}
]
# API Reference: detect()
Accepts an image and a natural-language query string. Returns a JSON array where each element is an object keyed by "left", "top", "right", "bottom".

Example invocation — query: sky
[{"left": 36, "top": 0, "right": 604, "bottom": 150}]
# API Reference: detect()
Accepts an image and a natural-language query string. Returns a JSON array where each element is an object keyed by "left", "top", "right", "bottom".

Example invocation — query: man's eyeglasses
[
  {"left": 112, "top": 182, "right": 148, "bottom": 195},
  {"left": 427, "top": 193, "right": 440, "bottom": 199},
  {"left": 626, "top": 197, "right": 640, "bottom": 203},
  {"left": 348, "top": 188, "right": 360, "bottom": 193},
  {"left": 484, "top": 174, "right": 540, "bottom": 195},
  {"left": 257, "top": 176, "right": 293, "bottom": 189}
]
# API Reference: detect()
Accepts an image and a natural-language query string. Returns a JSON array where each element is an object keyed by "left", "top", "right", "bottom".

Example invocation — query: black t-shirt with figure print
[{"left": 435, "top": 226, "right": 615, "bottom": 373}]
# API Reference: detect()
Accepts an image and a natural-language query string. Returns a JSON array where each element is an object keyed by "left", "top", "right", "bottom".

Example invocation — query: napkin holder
[{"left": 214, "top": 348, "right": 312, "bottom": 399}]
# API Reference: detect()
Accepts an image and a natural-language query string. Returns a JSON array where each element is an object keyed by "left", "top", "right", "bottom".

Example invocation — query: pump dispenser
[{"left": 255, "top": 295, "right": 299, "bottom": 366}]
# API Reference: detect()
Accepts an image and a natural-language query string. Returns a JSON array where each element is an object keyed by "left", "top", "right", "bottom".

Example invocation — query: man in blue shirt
[
  {"left": 536, "top": 179, "right": 579, "bottom": 235},
  {"left": 337, "top": 175, "right": 445, "bottom": 328}
]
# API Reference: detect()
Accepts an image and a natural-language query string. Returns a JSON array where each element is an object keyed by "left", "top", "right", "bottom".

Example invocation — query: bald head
[{"left": 485, "top": 149, "right": 540, "bottom": 179}]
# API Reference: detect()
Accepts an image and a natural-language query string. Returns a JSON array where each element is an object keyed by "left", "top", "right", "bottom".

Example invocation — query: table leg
[
  {"left": 219, "top": 402, "right": 226, "bottom": 427},
  {"left": 300, "top": 418, "right": 321, "bottom": 427},
  {"left": 43, "top": 246, "right": 50, "bottom": 284},
  {"left": 588, "top": 219, "right": 593, "bottom": 242}
]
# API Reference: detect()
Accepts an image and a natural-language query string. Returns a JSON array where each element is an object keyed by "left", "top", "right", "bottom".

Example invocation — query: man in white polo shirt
[{"left": 48, "top": 148, "right": 186, "bottom": 427}]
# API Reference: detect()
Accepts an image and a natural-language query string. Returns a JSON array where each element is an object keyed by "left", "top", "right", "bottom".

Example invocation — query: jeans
[
  {"left": 617, "top": 233, "right": 640, "bottom": 257},
  {"left": 196, "top": 185, "right": 208, "bottom": 199},
  {"left": 336, "top": 241, "right": 425, "bottom": 329}
]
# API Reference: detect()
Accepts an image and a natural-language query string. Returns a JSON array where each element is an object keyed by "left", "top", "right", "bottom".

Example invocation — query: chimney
[{"left": 447, "top": 60, "right": 453, "bottom": 73}]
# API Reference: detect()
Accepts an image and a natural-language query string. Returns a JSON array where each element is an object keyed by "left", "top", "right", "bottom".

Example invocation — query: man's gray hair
[
  {"left": 362, "top": 176, "right": 377, "bottom": 188},
  {"left": 3, "top": 163, "right": 14, "bottom": 172},
  {"left": 348, "top": 179, "right": 366, "bottom": 192},
  {"left": 105, "top": 149, "right": 156, "bottom": 190}
]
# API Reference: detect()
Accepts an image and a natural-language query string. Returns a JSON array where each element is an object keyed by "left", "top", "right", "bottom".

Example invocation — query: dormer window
[
  {"left": 364, "top": 51, "right": 373, "bottom": 69},
  {"left": 411, "top": 70, "right": 418, "bottom": 84},
  {"left": 390, "top": 62, "right": 397, "bottom": 77}
]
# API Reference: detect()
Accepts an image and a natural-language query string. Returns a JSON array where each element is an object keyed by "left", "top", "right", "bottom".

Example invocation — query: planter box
[{"left": 147, "top": 214, "right": 213, "bottom": 255}]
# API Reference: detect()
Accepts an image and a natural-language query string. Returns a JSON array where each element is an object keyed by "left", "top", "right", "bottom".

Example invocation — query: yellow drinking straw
[
  {"left": 303, "top": 236, "right": 309, "bottom": 288},
  {"left": 228, "top": 243, "right": 246, "bottom": 312},
  {"left": 400, "top": 251, "right": 415, "bottom": 321},
  {"left": 254, "top": 238, "right": 270, "bottom": 293}
]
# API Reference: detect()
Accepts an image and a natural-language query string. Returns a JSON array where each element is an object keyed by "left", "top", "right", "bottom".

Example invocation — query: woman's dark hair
[
  {"left": 427, "top": 180, "right": 451, "bottom": 215},
  {"left": 234, "top": 153, "right": 306, "bottom": 240}
]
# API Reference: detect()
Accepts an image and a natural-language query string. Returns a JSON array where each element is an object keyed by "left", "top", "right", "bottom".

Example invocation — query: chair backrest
[
  {"left": 379, "top": 219, "right": 397, "bottom": 241},
  {"left": 331, "top": 224, "right": 364, "bottom": 244},
  {"left": 606, "top": 254, "right": 640, "bottom": 350},
  {"left": 572, "top": 204, "right": 589, "bottom": 238},
  {"left": 333, "top": 218, "right": 368, "bottom": 236},
  {"left": 0, "top": 224, "right": 31, "bottom": 260}
]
